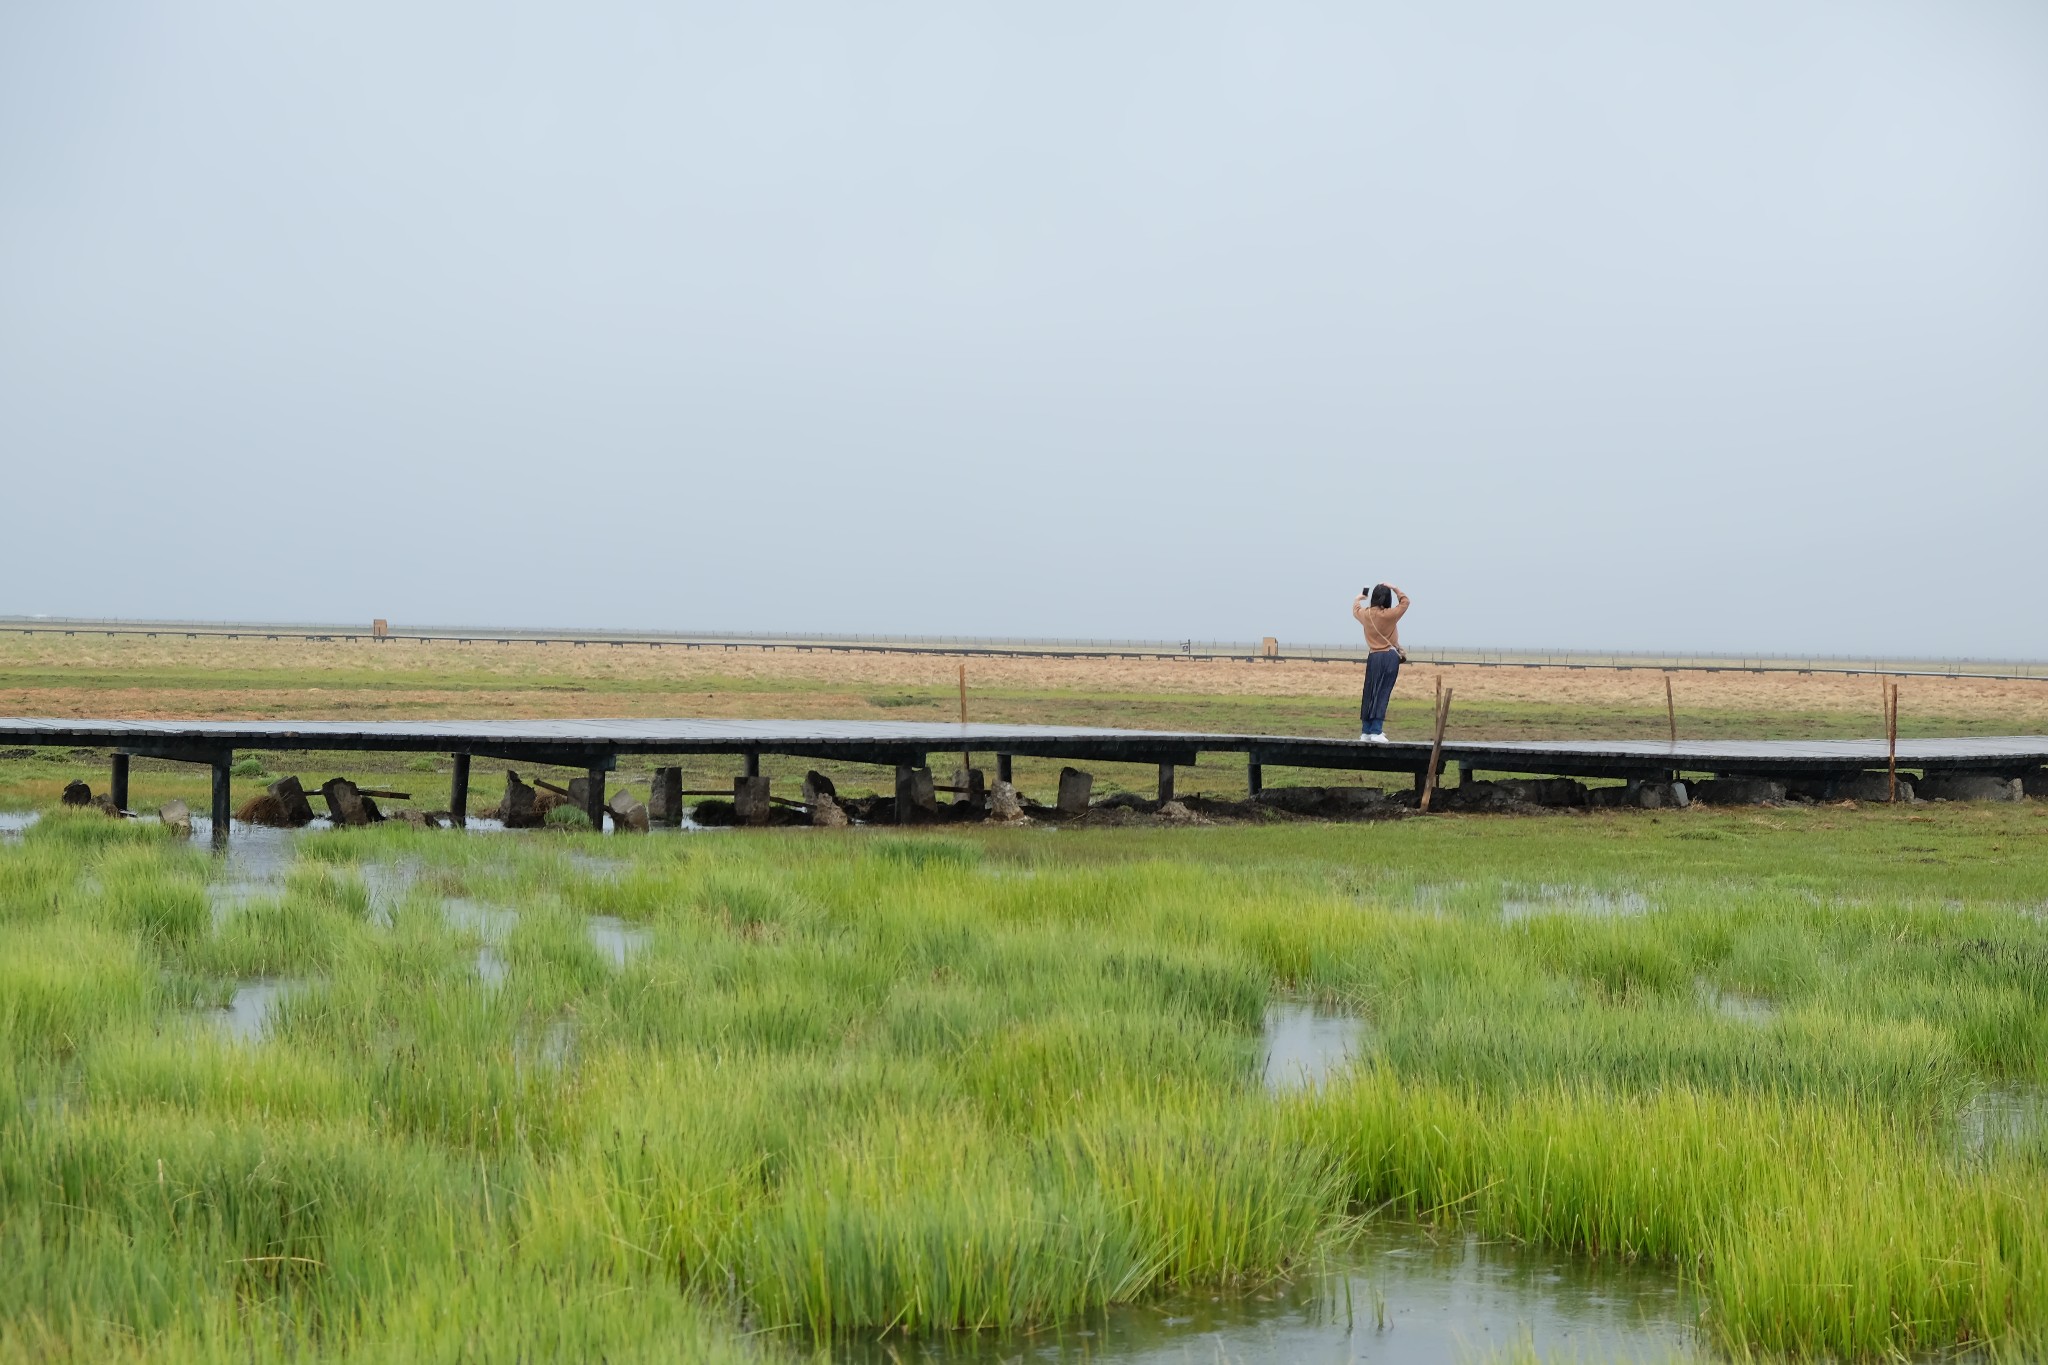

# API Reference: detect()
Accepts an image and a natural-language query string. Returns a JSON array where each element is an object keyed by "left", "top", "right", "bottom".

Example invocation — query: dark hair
[{"left": 1369, "top": 584, "right": 1393, "bottom": 610}]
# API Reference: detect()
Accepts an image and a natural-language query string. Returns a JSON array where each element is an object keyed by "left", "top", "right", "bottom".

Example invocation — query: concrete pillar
[
  {"left": 449, "top": 752, "right": 470, "bottom": 829},
  {"left": 894, "top": 765, "right": 936, "bottom": 824},
  {"left": 1056, "top": 767, "right": 1093, "bottom": 815},
  {"left": 1157, "top": 762, "right": 1176, "bottom": 804},
  {"left": 110, "top": 752, "right": 130, "bottom": 813},
  {"left": 650, "top": 766, "right": 684, "bottom": 826},
  {"left": 734, "top": 774, "right": 772, "bottom": 825}
]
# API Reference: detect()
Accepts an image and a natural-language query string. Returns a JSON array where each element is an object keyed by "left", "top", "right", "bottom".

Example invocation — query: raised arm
[
  {"left": 1351, "top": 592, "right": 1369, "bottom": 624},
  {"left": 1388, "top": 587, "right": 1412, "bottom": 621}
]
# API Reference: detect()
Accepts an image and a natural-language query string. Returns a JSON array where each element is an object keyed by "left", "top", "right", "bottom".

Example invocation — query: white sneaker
[
  {"left": 1359, "top": 731, "right": 1372, "bottom": 742},
  {"left": 1366, "top": 733, "right": 1390, "bottom": 745}
]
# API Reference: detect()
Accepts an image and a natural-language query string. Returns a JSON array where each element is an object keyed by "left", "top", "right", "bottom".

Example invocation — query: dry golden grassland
[{"left": 2, "top": 633, "right": 2043, "bottom": 813}]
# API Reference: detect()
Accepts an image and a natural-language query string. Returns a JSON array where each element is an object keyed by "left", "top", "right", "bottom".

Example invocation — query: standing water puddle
[
  {"left": 206, "top": 824, "right": 317, "bottom": 919},
  {"left": 836, "top": 1225, "right": 1702, "bottom": 1363},
  {"left": 209, "top": 979, "right": 300, "bottom": 1042},
  {"left": 0, "top": 810, "right": 41, "bottom": 841},
  {"left": 1262, "top": 1004, "right": 1367, "bottom": 1093},
  {"left": 1957, "top": 1085, "right": 2048, "bottom": 1162},
  {"left": 1502, "top": 886, "right": 1652, "bottom": 924},
  {"left": 1694, "top": 979, "right": 1775, "bottom": 1026},
  {"left": 587, "top": 915, "right": 651, "bottom": 966}
]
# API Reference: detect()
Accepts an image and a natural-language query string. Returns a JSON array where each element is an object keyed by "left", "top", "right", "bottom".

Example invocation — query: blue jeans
[{"left": 1361, "top": 650, "right": 1401, "bottom": 734}]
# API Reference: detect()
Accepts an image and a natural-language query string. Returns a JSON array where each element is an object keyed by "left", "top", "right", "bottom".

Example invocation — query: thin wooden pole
[
  {"left": 959, "top": 663, "right": 970, "bottom": 772},
  {"left": 1420, "top": 688, "right": 1453, "bottom": 813},
  {"left": 1887, "top": 682, "right": 1899, "bottom": 803},
  {"left": 1665, "top": 675, "right": 1676, "bottom": 745}
]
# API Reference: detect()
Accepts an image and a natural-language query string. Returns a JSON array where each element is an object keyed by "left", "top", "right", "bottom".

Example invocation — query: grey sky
[{"left": 3, "top": 2, "right": 2044, "bottom": 654}]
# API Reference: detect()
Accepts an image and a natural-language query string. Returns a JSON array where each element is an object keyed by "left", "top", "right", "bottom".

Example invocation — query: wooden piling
[
  {"left": 744, "top": 750, "right": 761, "bottom": 779},
  {"left": 210, "top": 756, "right": 232, "bottom": 849},
  {"left": 996, "top": 753, "right": 1013, "bottom": 785},
  {"left": 1157, "top": 762, "right": 1176, "bottom": 804},
  {"left": 584, "top": 764, "right": 607, "bottom": 829},
  {"left": 1665, "top": 675, "right": 1676, "bottom": 744},
  {"left": 110, "top": 752, "right": 130, "bottom": 813},
  {"left": 449, "top": 752, "right": 470, "bottom": 828},
  {"left": 1246, "top": 756, "right": 1263, "bottom": 797}
]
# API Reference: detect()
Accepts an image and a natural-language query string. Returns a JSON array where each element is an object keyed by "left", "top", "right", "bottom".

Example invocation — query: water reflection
[
  {"left": 835, "top": 1226, "right": 1702, "bottom": 1364},
  {"left": 1262, "top": 1004, "right": 1366, "bottom": 1093}
]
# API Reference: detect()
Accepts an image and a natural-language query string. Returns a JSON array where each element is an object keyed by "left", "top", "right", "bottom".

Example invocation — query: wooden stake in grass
[
  {"left": 959, "top": 663, "right": 971, "bottom": 773},
  {"left": 1665, "top": 674, "right": 1676, "bottom": 745},
  {"left": 1420, "top": 687, "right": 1453, "bottom": 813},
  {"left": 1887, "top": 682, "right": 1900, "bottom": 803}
]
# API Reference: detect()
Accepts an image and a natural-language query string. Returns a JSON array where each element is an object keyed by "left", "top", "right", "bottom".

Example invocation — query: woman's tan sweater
[{"left": 1352, "top": 592, "right": 1410, "bottom": 652}]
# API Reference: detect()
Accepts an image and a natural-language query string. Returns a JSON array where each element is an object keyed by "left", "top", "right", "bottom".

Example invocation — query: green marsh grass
[{"left": 2, "top": 805, "right": 2046, "bottom": 1360}]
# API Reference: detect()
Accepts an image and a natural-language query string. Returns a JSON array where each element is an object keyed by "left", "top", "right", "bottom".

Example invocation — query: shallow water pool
[{"left": 835, "top": 1225, "right": 1702, "bottom": 1363}]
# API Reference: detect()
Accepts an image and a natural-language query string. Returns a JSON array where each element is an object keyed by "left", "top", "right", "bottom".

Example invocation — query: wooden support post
[
  {"left": 1247, "top": 756, "right": 1263, "bottom": 797},
  {"left": 996, "top": 753, "right": 1013, "bottom": 784},
  {"left": 1420, "top": 688, "right": 1454, "bottom": 813},
  {"left": 210, "top": 755, "right": 232, "bottom": 849},
  {"left": 1665, "top": 674, "right": 1677, "bottom": 745},
  {"left": 110, "top": 752, "right": 130, "bottom": 812},
  {"left": 895, "top": 764, "right": 915, "bottom": 825},
  {"left": 1458, "top": 763, "right": 1476, "bottom": 788},
  {"left": 1157, "top": 762, "right": 1176, "bottom": 804},
  {"left": 449, "top": 752, "right": 470, "bottom": 828},
  {"left": 584, "top": 764, "right": 607, "bottom": 829},
  {"left": 744, "top": 750, "right": 761, "bottom": 779}
]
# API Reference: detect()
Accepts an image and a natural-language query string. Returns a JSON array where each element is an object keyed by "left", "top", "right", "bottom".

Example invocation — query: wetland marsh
[{"left": 3, "top": 802, "right": 2047, "bottom": 1362}]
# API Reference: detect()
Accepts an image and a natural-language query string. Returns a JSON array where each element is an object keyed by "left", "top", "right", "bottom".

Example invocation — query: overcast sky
[{"left": 3, "top": 2, "right": 2044, "bottom": 655}]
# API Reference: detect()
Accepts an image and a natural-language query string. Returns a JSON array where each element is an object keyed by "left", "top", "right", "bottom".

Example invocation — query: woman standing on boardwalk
[{"left": 1352, "top": 583, "right": 1410, "bottom": 742}]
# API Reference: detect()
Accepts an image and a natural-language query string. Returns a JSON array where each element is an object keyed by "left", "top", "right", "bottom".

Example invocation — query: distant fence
[{"left": 4, "top": 617, "right": 2045, "bottom": 682}]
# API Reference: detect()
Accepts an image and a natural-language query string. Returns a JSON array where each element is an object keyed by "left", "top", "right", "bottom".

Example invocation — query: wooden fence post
[{"left": 1420, "top": 689, "right": 1453, "bottom": 813}]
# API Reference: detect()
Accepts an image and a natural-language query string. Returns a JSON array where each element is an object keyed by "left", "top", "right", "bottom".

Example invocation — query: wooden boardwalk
[{"left": 4, "top": 717, "right": 2043, "bottom": 845}]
